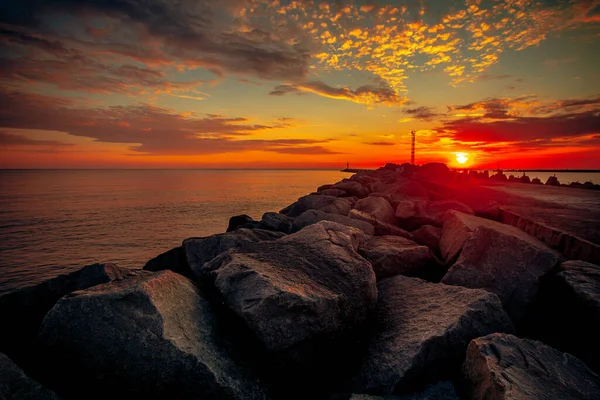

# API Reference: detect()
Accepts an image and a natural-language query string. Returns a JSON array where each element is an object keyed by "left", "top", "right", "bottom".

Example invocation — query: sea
[
  {"left": 0, "top": 169, "right": 347, "bottom": 294},
  {"left": 1, "top": 169, "right": 598, "bottom": 295}
]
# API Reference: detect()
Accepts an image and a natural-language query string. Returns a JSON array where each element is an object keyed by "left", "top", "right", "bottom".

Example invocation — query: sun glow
[{"left": 456, "top": 152, "right": 469, "bottom": 164}]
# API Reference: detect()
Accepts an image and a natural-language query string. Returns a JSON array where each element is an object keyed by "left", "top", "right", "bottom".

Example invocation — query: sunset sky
[{"left": 1, "top": 0, "right": 599, "bottom": 169}]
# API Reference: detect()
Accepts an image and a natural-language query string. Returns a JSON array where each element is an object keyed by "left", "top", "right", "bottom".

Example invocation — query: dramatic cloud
[
  {"left": 269, "top": 81, "right": 406, "bottom": 106},
  {"left": 0, "top": 89, "right": 337, "bottom": 155},
  {"left": 404, "top": 106, "right": 441, "bottom": 121},
  {"left": 448, "top": 96, "right": 540, "bottom": 119},
  {"left": 364, "top": 141, "right": 396, "bottom": 146},
  {"left": 0, "top": 131, "right": 72, "bottom": 147}
]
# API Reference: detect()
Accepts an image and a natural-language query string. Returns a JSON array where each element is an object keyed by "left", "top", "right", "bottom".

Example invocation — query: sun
[{"left": 456, "top": 152, "right": 469, "bottom": 165}]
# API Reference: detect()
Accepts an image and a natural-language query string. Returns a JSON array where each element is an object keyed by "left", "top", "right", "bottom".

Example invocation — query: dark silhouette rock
[
  {"left": 0, "top": 352, "right": 60, "bottom": 400},
  {"left": 441, "top": 224, "right": 560, "bottom": 322},
  {"left": 0, "top": 263, "right": 138, "bottom": 362},
  {"left": 545, "top": 175, "right": 560, "bottom": 186},
  {"left": 37, "top": 271, "right": 266, "bottom": 400},
  {"left": 317, "top": 183, "right": 334, "bottom": 192},
  {"left": 368, "top": 192, "right": 393, "bottom": 204},
  {"left": 358, "top": 236, "right": 441, "bottom": 281},
  {"left": 427, "top": 200, "right": 474, "bottom": 224},
  {"left": 394, "top": 199, "right": 421, "bottom": 219},
  {"left": 397, "top": 200, "right": 474, "bottom": 231},
  {"left": 523, "top": 260, "right": 600, "bottom": 373},
  {"left": 293, "top": 210, "right": 375, "bottom": 235},
  {"left": 348, "top": 381, "right": 459, "bottom": 399},
  {"left": 227, "top": 214, "right": 260, "bottom": 232},
  {"left": 390, "top": 181, "right": 429, "bottom": 203},
  {"left": 285, "top": 195, "right": 353, "bottom": 218},
  {"left": 318, "top": 188, "right": 347, "bottom": 197},
  {"left": 531, "top": 178, "right": 542, "bottom": 184},
  {"left": 352, "top": 276, "right": 513, "bottom": 395},
  {"left": 412, "top": 225, "right": 442, "bottom": 255},
  {"left": 185, "top": 228, "right": 285, "bottom": 280},
  {"left": 204, "top": 221, "right": 376, "bottom": 353},
  {"left": 332, "top": 181, "right": 369, "bottom": 198},
  {"left": 418, "top": 163, "right": 451, "bottom": 179},
  {"left": 259, "top": 212, "right": 294, "bottom": 234},
  {"left": 143, "top": 246, "right": 189, "bottom": 277},
  {"left": 462, "top": 333, "right": 600, "bottom": 400},
  {"left": 354, "top": 197, "right": 397, "bottom": 225},
  {"left": 349, "top": 210, "right": 413, "bottom": 239}
]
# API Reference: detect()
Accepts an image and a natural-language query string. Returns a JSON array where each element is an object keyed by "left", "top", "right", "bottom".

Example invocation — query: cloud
[
  {"left": 448, "top": 96, "right": 539, "bottom": 119},
  {"left": 0, "top": 89, "right": 338, "bottom": 156},
  {"left": 0, "top": 131, "right": 72, "bottom": 147},
  {"left": 364, "top": 141, "right": 395, "bottom": 146},
  {"left": 404, "top": 106, "right": 441, "bottom": 121},
  {"left": 441, "top": 110, "right": 600, "bottom": 144},
  {"left": 269, "top": 80, "right": 406, "bottom": 106}
]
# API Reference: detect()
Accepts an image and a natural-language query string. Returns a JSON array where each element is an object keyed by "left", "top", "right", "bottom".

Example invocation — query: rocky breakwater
[{"left": 1, "top": 162, "right": 600, "bottom": 400}]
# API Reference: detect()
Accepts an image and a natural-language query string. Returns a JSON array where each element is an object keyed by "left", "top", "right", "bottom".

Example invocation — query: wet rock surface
[
  {"left": 462, "top": 333, "right": 600, "bottom": 400},
  {"left": 352, "top": 276, "right": 513, "bottom": 395},
  {"left": 37, "top": 271, "right": 267, "bottom": 400}
]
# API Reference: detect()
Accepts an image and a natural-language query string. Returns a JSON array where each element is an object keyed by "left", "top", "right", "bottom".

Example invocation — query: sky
[{"left": 0, "top": 0, "right": 599, "bottom": 169}]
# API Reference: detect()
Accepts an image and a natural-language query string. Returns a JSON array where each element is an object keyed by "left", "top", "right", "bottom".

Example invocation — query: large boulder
[
  {"left": 354, "top": 197, "right": 397, "bottom": 225},
  {"left": 462, "top": 333, "right": 600, "bottom": 400},
  {"left": 441, "top": 224, "right": 560, "bottom": 322},
  {"left": 348, "top": 381, "right": 459, "bottom": 399},
  {"left": 259, "top": 212, "right": 294, "bottom": 234},
  {"left": 204, "top": 221, "right": 377, "bottom": 354},
  {"left": 352, "top": 276, "right": 513, "bottom": 395},
  {"left": 358, "top": 236, "right": 442, "bottom": 281},
  {"left": 293, "top": 210, "right": 375, "bottom": 235},
  {"left": 143, "top": 246, "right": 189, "bottom": 277},
  {"left": 0, "top": 352, "right": 60, "bottom": 400},
  {"left": 227, "top": 214, "right": 260, "bottom": 231},
  {"left": 349, "top": 210, "right": 413, "bottom": 239},
  {"left": 284, "top": 195, "right": 353, "bottom": 218},
  {"left": 0, "top": 263, "right": 138, "bottom": 362},
  {"left": 427, "top": 200, "right": 474, "bottom": 225},
  {"left": 184, "top": 228, "right": 285, "bottom": 280},
  {"left": 412, "top": 225, "right": 442, "bottom": 256},
  {"left": 389, "top": 181, "right": 429, "bottom": 206},
  {"left": 37, "top": 271, "right": 266, "bottom": 400},
  {"left": 331, "top": 181, "right": 369, "bottom": 198}
]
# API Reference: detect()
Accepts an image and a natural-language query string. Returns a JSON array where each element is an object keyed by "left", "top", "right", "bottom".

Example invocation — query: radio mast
[{"left": 411, "top": 130, "right": 416, "bottom": 165}]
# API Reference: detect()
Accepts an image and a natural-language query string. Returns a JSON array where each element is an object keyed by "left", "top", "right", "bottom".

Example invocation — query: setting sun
[{"left": 456, "top": 153, "right": 469, "bottom": 165}]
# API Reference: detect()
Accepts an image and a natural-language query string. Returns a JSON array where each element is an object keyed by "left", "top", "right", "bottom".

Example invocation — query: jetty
[{"left": 1, "top": 161, "right": 599, "bottom": 400}]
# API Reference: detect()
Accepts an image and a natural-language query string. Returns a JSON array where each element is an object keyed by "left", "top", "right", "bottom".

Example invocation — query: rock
[
  {"left": 390, "top": 181, "right": 429, "bottom": 203},
  {"left": 358, "top": 236, "right": 442, "bottom": 281},
  {"left": 348, "top": 381, "right": 458, "bottom": 399},
  {"left": 279, "top": 202, "right": 297, "bottom": 215},
  {"left": 394, "top": 200, "right": 420, "bottom": 219},
  {"left": 412, "top": 226, "right": 442, "bottom": 255},
  {"left": 354, "top": 197, "right": 397, "bottom": 225},
  {"left": 37, "top": 271, "right": 266, "bottom": 400},
  {"left": 462, "top": 333, "right": 600, "bottom": 400},
  {"left": 204, "top": 221, "right": 377, "bottom": 353},
  {"left": 332, "top": 181, "right": 369, "bottom": 198},
  {"left": 293, "top": 210, "right": 375, "bottom": 235},
  {"left": 0, "top": 263, "right": 138, "bottom": 362},
  {"left": 185, "top": 228, "right": 285, "bottom": 280},
  {"left": 259, "top": 212, "right": 294, "bottom": 234},
  {"left": 285, "top": 195, "right": 353, "bottom": 218},
  {"left": 0, "top": 352, "right": 60, "bottom": 400},
  {"left": 227, "top": 214, "right": 260, "bottom": 231},
  {"left": 317, "top": 183, "right": 334, "bottom": 192},
  {"left": 318, "top": 188, "right": 347, "bottom": 197},
  {"left": 143, "top": 246, "right": 189, "bottom": 277},
  {"left": 352, "top": 276, "right": 513, "bottom": 395},
  {"left": 349, "top": 210, "right": 413, "bottom": 239},
  {"left": 523, "top": 260, "right": 600, "bottom": 372},
  {"left": 441, "top": 224, "right": 560, "bottom": 322},
  {"left": 418, "top": 163, "right": 451, "bottom": 179},
  {"left": 368, "top": 193, "right": 393, "bottom": 204},
  {"left": 427, "top": 200, "right": 474, "bottom": 225}
]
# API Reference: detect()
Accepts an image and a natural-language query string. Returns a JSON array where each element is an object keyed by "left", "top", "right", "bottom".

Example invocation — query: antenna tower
[{"left": 410, "top": 130, "right": 416, "bottom": 165}]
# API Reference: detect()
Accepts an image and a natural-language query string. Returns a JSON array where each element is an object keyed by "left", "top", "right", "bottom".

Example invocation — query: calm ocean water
[{"left": 0, "top": 169, "right": 347, "bottom": 294}]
